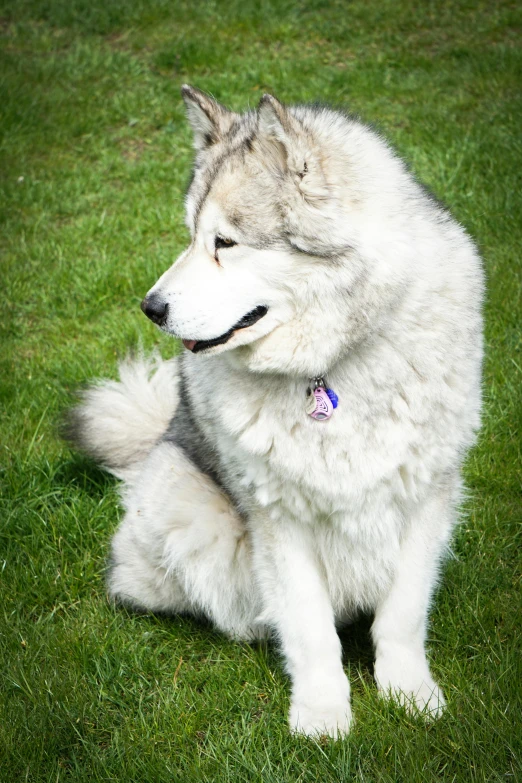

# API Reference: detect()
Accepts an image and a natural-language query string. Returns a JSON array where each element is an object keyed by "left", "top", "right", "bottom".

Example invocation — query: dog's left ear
[
  {"left": 181, "top": 85, "right": 236, "bottom": 151},
  {"left": 257, "top": 94, "right": 329, "bottom": 203}
]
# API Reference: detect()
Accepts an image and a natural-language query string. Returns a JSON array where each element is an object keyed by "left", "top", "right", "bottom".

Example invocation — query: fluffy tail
[{"left": 65, "top": 354, "right": 179, "bottom": 479}]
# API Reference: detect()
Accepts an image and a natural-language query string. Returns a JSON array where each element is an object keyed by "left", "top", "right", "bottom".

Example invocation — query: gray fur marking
[{"left": 163, "top": 362, "right": 237, "bottom": 507}]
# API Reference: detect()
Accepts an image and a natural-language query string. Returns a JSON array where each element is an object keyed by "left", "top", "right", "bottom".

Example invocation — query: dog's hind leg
[{"left": 108, "top": 442, "right": 265, "bottom": 641}]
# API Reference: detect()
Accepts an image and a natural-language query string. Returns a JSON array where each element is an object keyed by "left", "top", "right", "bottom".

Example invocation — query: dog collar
[{"left": 306, "top": 377, "right": 338, "bottom": 421}]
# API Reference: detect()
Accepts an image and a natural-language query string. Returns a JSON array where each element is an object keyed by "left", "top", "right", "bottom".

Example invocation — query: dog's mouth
[{"left": 182, "top": 306, "right": 268, "bottom": 353}]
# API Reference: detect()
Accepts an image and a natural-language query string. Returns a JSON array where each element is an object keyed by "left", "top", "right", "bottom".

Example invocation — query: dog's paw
[
  {"left": 374, "top": 647, "right": 446, "bottom": 719},
  {"left": 289, "top": 697, "right": 353, "bottom": 739}
]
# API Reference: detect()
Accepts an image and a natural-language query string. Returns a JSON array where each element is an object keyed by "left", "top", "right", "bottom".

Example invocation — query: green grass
[{"left": 1, "top": 1, "right": 521, "bottom": 780}]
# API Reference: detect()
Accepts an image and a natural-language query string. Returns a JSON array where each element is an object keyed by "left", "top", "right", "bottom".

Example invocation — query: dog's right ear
[{"left": 181, "top": 85, "right": 235, "bottom": 151}]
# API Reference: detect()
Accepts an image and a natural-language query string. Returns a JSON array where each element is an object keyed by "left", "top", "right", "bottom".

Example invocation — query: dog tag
[{"left": 308, "top": 386, "right": 334, "bottom": 420}]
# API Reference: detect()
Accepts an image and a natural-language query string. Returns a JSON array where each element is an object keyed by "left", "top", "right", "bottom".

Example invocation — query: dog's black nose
[{"left": 141, "top": 294, "right": 168, "bottom": 325}]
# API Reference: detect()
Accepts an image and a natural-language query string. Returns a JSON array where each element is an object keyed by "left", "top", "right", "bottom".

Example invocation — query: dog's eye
[{"left": 215, "top": 236, "right": 237, "bottom": 251}]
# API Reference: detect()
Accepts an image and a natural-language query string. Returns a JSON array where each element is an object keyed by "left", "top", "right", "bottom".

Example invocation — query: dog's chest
[{"left": 191, "top": 363, "right": 416, "bottom": 531}]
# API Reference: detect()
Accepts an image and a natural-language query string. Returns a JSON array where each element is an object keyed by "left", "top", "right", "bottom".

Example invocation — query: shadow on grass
[
  {"left": 55, "top": 452, "right": 116, "bottom": 497},
  {"left": 339, "top": 614, "right": 375, "bottom": 675},
  {"left": 111, "top": 592, "right": 376, "bottom": 683}
]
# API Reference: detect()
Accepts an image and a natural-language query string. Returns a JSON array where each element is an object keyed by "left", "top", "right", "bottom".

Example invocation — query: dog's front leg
[
  {"left": 371, "top": 482, "right": 455, "bottom": 717},
  {"left": 252, "top": 515, "right": 352, "bottom": 738}
]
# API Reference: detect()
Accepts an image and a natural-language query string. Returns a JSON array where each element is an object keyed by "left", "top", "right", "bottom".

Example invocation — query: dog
[{"left": 68, "top": 85, "right": 484, "bottom": 737}]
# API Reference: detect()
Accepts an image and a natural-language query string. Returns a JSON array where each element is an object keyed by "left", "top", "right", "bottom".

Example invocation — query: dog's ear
[
  {"left": 258, "top": 95, "right": 289, "bottom": 142},
  {"left": 257, "top": 94, "right": 329, "bottom": 203},
  {"left": 181, "top": 85, "right": 235, "bottom": 151},
  {"left": 257, "top": 94, "right": 292, "bottom": 170}
]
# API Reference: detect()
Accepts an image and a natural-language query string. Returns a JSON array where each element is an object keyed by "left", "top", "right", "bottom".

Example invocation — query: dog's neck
[{"left": 230, "top": 278, "right": 407, "bottom": 381}]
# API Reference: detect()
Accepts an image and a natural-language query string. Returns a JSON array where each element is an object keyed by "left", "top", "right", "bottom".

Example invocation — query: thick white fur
[
  {"left": 71, "top": 355, "right": 179, "bottom": 480},
  {"left": 109, "top": 438, "right": 265, "bottom": 640},
  {"left": 73, "top": 93, "right": 484, "bottom": 738}
]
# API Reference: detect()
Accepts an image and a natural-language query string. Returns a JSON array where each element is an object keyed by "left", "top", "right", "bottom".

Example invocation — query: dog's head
[{"left": 142, "top": 86, "right": 408, "bottom": 376}]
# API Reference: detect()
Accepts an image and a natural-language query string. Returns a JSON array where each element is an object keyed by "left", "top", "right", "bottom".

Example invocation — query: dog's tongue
[{"left": 182, "top": 339, "right": 197, "bottom": 351}]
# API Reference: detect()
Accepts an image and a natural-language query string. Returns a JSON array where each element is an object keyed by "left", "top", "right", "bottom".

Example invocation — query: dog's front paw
[
  {"left": 374, "top": 646, "right": 445, "bottom": 719},
  {"left": 289, "top": 697, "right": 353, "bottom": 739}
]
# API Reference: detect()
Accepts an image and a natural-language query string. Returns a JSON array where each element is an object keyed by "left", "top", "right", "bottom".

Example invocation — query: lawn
[{"left": 1, "top": 0, "right": 521, "bottom": 780}]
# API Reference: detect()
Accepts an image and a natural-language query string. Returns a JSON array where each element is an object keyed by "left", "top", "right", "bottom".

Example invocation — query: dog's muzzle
[{"left": 140, "top": 294, "right": 268, "bottom": 353}]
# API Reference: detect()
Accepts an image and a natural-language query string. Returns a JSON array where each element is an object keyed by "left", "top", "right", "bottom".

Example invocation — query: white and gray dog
[{"left": 69, "top": 86, "right": 484, "bottom": 737}]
